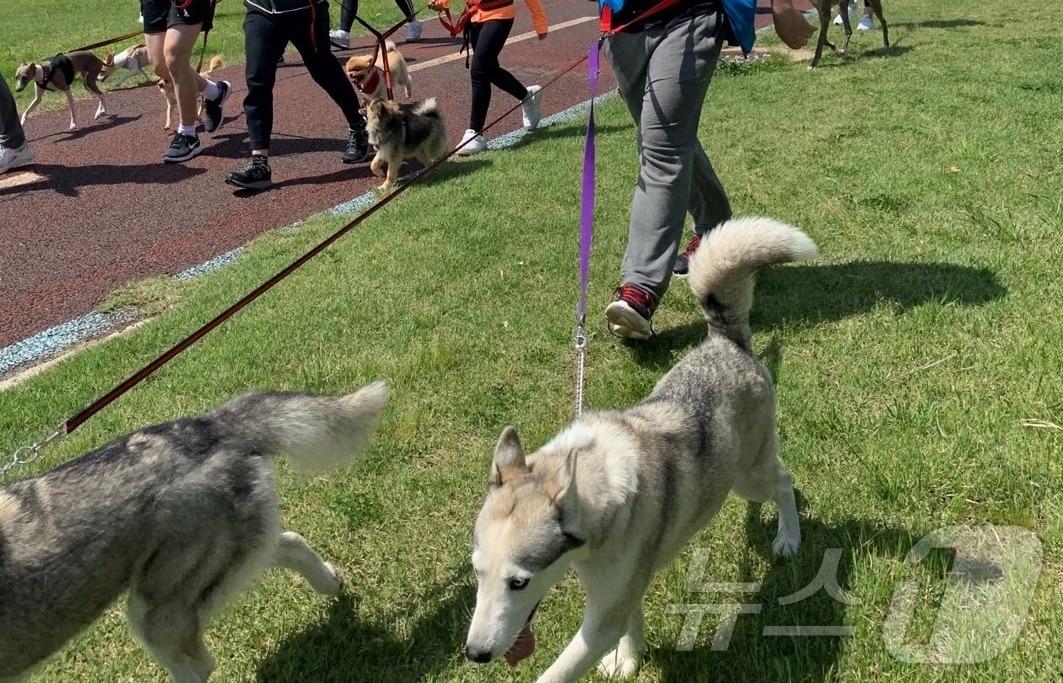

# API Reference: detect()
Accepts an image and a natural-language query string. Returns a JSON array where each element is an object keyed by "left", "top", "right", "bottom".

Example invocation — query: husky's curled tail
[
  {"left": 687, "top": 217, "right": 818, "bottom": 350},
  {"left": 214, "top": 381, "right": 390, "bottom": 472}
]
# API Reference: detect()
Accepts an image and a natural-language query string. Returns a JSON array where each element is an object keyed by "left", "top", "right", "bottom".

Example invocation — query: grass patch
[
  {"left": 0, "top": 0, "right": 408, "bottom": 112},
  {"left": 2, "top": 0, "right": 1061, "bottom": 680}
]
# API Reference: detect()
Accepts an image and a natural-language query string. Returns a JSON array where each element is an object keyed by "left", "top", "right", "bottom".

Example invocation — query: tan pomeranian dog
[{"left": 345, "top": 41, "right": 412, "bottom": 103}]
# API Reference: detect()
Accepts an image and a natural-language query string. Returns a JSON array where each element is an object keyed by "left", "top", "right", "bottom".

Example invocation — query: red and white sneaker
[
  {"left": 672, "top": 233, "right": 702, "bottom": 278},
  {"left": 605, "top": 283, "right": 658, "bottom": 340}
]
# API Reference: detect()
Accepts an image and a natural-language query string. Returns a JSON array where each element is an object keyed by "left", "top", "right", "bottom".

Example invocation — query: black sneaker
[
  {"left": 343, "top": 125, "right": 371, "bottom": 164},
  {"left": 673, "top": 233, "right": 702, "bottom": 278},
  {"left": 162, "top": 132, "right": 202, "bottom": 163},
  {"left": 225, "top": 155, "right": 272, "bottom": 191},
  {"left": 202, "top": 80, "right": 231, "bottom": 134},
  {"left": 605, "top": 283, "right": 659, "bottom": 340}
]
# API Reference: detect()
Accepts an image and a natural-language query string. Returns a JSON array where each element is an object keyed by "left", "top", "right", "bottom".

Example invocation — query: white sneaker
[
  {"left": 329, "top": 29, "right": 350, "bottom": 49},
  {"left": 406, "top": 19, "right": 423, "bottom": 42},
  {"left": 522, "top": 84, "right": 542, "bottom": 130},
  {"left": 833, "top": 2, "right": 858, "bottom": 25},
  {"left": 857, "top": 13, "right": 875, "bottom": 30},
  {"left": 0, "top": 143, "right": 34, "bottom": 174},
  {"left": 457, "top": 129, "right": 486, "bottom": 156}
]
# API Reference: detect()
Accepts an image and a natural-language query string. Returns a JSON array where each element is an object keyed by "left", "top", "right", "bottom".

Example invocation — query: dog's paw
[
  {"left": 317, "top": 562, "right": 344, "bottom": 596},
  {"left": 598, "top": 650, "right": 639, "bottom": 680},
  {"left": 772, "top": 530, "right": 801, "bottom": 558},
  {"left": 68, "top": 122, "right": 78, "bottom": 130}
]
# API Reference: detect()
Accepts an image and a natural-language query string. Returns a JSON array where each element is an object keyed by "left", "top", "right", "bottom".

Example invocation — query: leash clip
[{"left": 2, "top": 423, "right": 65, "bottom": 479}]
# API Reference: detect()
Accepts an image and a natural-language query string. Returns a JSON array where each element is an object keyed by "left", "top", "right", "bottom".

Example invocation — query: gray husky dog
[
  {"left": 0, "top": 382, "right": 389, "bottom": 682},
  {"left": 465, "top": 217, "right": 817, "bottom": 682}
]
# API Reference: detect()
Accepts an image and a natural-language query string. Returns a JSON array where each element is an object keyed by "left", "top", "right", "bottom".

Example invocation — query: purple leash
[{"left": 574, "top": 42, "right": 600, "bottom": 417}]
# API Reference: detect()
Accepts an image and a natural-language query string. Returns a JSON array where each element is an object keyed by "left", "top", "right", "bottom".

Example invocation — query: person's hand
[
  {"left": 772, "top": 0, "right": 814, "bottom": 49},
  {"left": 428, "top": 0, "right": 449, "bottom": 12},
  {"left": 538, "top": 31, "right": 548, "bottom": 40}
]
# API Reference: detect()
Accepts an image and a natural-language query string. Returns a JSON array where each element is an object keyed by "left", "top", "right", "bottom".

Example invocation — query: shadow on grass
[
  {"left": 633, "top": 260, "right": 1006, "bottom": 368},
  {"left": 256, "top": 569, "right": 474, "bottom": 681},
  {"left": 652, "top": 498, "right": 925, "bottom": 681}
]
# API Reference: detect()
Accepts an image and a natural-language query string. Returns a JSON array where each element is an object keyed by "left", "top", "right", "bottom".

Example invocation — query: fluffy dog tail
[
  {"left": 214, "top": 382, "right": 390, "bottom": 472},
  {"left": 413, "top": 97, "right": 439, "bottom": 117},
  {"left": 204, "top": 55, "right": 223, "bottom": 74},
  {"left": 687, "top": 217, "right": 817, "bottom": 349}
]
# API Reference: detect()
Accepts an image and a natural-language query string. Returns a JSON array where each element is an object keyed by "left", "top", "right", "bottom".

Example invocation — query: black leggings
[
  {"left": 338, "top": 0, "right": 415, "bottom": 32},
  {"left": 469, "top": 19, "right": 527, "bottom": 132},
  {"left": 243, "top": 5, "right": 363, "bottom": 151}
]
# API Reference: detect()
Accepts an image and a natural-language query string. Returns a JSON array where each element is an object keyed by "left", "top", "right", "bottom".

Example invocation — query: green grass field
[
  {"left": 2, "top": 0, "right": 1062, "bottom": 680},
  {"left": 0, "top": 0, "right": 406, "bottom": 112}
]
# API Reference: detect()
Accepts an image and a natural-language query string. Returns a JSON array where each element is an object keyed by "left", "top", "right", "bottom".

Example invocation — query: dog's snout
[{"left": 464, "top": 645, "right": 492, "bottom": 663}]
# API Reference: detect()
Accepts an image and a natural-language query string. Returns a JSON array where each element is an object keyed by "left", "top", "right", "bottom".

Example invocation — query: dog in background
[
  {"left": 14, "top": 51, "right": 108, "bottom": 130},
  {"left": 158, "top": 54, "right": 223, "bottom": 130},
  {"left": 0, "top": 382, "right": 389, "bottom": 682},
  {"left": 98, "top": 44, "right": 154, "bottom": 88},
  {"left": 464, "top": 218, "right": 817, "bottom": 681},
  {"left": 345, "top": 41, "right": 413, "bottom": 104},
  {"left": 365, "top": 97, "right": 446, "bottom": 190},
  {"left": 810, "top": 0, "right": 889, "bottom": 68}
]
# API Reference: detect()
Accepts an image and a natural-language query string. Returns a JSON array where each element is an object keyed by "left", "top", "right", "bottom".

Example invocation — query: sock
[
  {"left": 178, "top": 124, "right": 197, "bottom": 137},
  {"left": 201, "top": 79, "right": 221, "bottom": 101}
]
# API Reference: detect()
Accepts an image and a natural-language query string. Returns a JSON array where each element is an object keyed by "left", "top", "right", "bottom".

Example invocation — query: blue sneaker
[{"left": 162, "top": 132, "right": 201, "bottom": 163}]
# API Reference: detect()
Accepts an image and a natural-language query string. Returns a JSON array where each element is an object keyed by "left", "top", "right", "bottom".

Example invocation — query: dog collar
[{"left": 356, "top": 66, "right": 382, "bottom": 95}]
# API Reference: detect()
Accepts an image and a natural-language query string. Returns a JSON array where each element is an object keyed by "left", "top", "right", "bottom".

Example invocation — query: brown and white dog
[
  {"left": 98, "top": 45, "right": 153, "bottom": 88},
  {"left": 345, "top": 41, "right": 413, "bottom": 104},
  {"left": 14, "top": 51, "right": 108, "bottom": 130},
  {"left": 157, "top": 55, "right": 223, "bottom": 130},
  {"left": 809, "top": 0, "right": 889, "bottom": 68}
]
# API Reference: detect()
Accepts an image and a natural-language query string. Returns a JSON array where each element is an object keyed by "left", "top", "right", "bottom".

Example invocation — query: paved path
[{"left": 0, "top": 0, "right": 797, "bottom": 349}]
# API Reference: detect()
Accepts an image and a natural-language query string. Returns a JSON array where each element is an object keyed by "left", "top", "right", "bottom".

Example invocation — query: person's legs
[
  {"left": 468, "top": 20, "right": 525, "bottom": 132},
  {"left": 604, "top": 8, "right": 727, "bottom": 335},
  {"left": 0, "top": 73, "right": 33, "bottom": 173},
  {"left": 290, "top": 2, "right": 370, "bottom": 163},
  {"left": 226, "top": 10, "right": 283, "bottom": 189},
  {"left": 163, "top": 20, "right": 211, "bottom": 129},
  {"left": 0, "top": 73, "right": 27, "bottom": 151}
]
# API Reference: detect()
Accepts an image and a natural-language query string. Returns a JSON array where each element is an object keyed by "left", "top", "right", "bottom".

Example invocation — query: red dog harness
[{"left": 354, "top": 65, "right": 384, "bottom": 95}]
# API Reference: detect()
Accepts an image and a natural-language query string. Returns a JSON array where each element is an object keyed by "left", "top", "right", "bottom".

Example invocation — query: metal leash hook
[
  {"left": 573, "top": 320, "right": 588, "bottom": 417},
  {"left": 2, "top": 424, "right": 65, "bottom": 479}
]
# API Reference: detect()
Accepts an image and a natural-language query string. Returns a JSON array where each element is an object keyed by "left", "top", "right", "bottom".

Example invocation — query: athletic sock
[
  {"left": 201, "top": 79, "right": 221, "bottom": 101},
  {"left": 178, "top": 124, "right": 198, "bottom": 138}
]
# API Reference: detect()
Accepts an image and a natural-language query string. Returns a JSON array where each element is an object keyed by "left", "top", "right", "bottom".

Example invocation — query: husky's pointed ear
[
  {"left": 490, "top": 426, "right": 527, "bottom": 486},
  {"left": 547, "top": 450, "right": 579, "bottom": 507}
]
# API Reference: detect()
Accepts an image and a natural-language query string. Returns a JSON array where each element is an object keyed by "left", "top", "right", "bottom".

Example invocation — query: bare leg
[
  {"left": 163, "top": 24, "right": 209, "bottom": 128},
  {"left": 274, "top": 531, "right": 343, "bottom": 595}
]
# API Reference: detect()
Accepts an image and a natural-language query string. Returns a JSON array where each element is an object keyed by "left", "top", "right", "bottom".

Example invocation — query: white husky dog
[{"left": 464, "top": 217, "right": 817, "bottom": 682}]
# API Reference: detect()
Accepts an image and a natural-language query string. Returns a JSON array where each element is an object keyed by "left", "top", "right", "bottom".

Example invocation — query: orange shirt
[{"left": 436, "top": 0, "right": 549, "bottom": 36}]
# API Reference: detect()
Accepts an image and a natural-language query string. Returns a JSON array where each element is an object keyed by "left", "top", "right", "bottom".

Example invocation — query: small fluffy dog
[
  {"left": 810, "top": 0, "right": 889, "bottom": 68},
  {"left": 365, "top": 97, "right": 447, "bottom": 190},
  {"left": 345, "top": 41, "right": 412, "bottom": 103},
  {"left": 98, "top": 44, "right": 153, "bottom": 88},
  {"left": 14, "top": 51, "right": 108, "bottom": 130},
  {"left": 158, "top": 54, "right": 223, "bottom": 130},
  {"left": 465, "top": 218, "right": 818, "bottom": 682},
  {"left": 0, "top": 382, "right": 388, "bottom": 682}
]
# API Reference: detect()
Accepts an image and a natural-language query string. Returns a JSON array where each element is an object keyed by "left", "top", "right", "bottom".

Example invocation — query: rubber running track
[{"left": 0, "top": 0, "right": 796, "bottom": 348}]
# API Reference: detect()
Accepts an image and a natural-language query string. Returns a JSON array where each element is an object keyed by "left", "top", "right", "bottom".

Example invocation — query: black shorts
[{"left": 141, "top": 0, "right": 215, "bottom": 34}]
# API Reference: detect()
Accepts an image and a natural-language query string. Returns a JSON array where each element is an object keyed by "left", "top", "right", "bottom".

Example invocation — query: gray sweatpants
[
  {"left": 0, "top": 73, "right": 27, "bottom": 150},
  {"left": 604, "top": 4, "right": 731, "bottom": 299}
]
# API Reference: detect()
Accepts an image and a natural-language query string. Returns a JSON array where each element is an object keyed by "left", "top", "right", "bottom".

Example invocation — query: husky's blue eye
[{"left": 508, "top": 578, "right": 530, "bottom": 591}]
